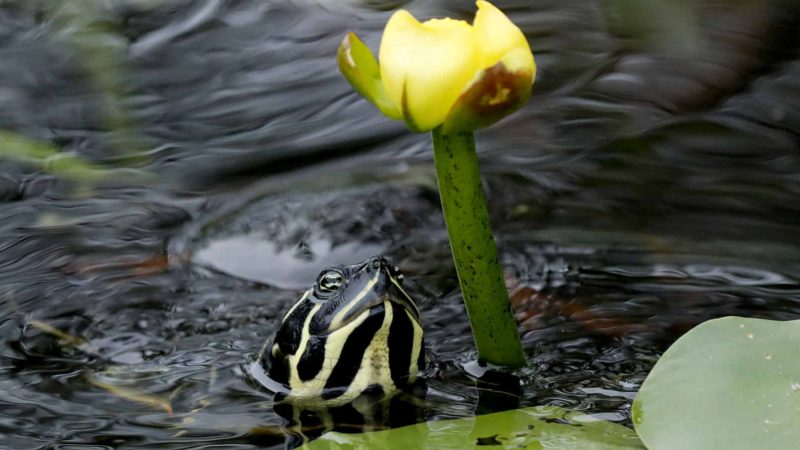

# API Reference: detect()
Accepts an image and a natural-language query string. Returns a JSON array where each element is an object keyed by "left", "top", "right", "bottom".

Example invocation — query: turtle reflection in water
[{"left": 255, "top": 256, "right": 427, "bottom": 443}]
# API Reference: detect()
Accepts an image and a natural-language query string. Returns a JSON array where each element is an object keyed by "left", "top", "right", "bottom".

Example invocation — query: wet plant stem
[{"left": 431, "top": 127, "right": 525, "bottom": 368}]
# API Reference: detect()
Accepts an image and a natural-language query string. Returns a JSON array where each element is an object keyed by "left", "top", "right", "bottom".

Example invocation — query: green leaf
[
  {"left": 306, "top": 406, "right": 644, "bottom": 449},
  {"left": 633, "top": 317, "right": 800, "bottom": 450},
  {"left": 0, "top": 129, "right": 148, "bottom": 183}
]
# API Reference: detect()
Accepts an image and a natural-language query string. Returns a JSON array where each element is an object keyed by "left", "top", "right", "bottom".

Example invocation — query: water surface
[{"left": 1, "top": 0, "right": 800, "bottom": 447}]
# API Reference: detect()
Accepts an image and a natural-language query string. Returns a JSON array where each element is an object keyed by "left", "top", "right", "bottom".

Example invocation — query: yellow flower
[{"left": 338, "top": 1, "right": 535, "bottom": 133}]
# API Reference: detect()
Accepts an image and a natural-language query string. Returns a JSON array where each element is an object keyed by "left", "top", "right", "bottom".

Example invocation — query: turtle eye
[{"left": 316, "top": 270, "right": 344, "bottom": 294}]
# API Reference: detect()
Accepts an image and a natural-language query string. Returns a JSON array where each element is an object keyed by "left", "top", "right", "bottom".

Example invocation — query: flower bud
[{"left": 338, "top": 1, "right": 535, "bottom": 133}]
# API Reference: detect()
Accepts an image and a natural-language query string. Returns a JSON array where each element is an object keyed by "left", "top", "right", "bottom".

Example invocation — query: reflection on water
[
  {"left": 193, "top": 235, "right": 384, "bottom": 289},
  {"left": 1, "top": 0, "right": 800, "bottom": 447}
]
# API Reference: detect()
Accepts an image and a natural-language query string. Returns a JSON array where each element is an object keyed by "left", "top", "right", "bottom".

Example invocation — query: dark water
[{"left": 1, "top": 0, "right": 800, "bottom": 447}]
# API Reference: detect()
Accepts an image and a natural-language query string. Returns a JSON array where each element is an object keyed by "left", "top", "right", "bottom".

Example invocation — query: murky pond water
[{"left": 1, "top": 0, "right": 800, "bottom": 447}]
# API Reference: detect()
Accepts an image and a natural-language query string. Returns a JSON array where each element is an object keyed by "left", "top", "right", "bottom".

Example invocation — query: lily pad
[
  {"left": 307, "top": 406, "right": 644, "bottom": 449},
  {"left": 633, "top": 317, "right": 800, "bottom": 450}
]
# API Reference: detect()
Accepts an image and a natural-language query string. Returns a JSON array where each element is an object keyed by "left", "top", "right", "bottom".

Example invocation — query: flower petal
[
  {"left": 442, "top": 47, "right": 534, "bottom": 133},
  {"left": 338, "top": 32, "right": 401, "bottom": 119},
  {"left": 379, "top": 10, "right": 482, "bottom": 132},
  {"left": 473, "top": 1, "right": 533, "bottom": 69}
]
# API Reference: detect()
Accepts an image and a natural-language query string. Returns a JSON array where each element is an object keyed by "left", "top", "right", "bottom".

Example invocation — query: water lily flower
[{"left": 338, "top": 1, "right": 535, "bottom": 133}]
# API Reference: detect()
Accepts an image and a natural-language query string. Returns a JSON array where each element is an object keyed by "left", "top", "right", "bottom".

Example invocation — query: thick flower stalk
[{"left": 339, "top": 1, "right": 534, "bottom": 368}]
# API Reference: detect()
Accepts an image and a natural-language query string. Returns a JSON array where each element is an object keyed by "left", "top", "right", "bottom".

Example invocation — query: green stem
[{"left": 431, "top": 127, "right": 525, "bottom": 368}]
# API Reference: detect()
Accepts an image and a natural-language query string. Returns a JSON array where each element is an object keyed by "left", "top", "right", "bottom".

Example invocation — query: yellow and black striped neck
[{"left": 261, "top": 257, "right": 424, "bottom": 405}]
